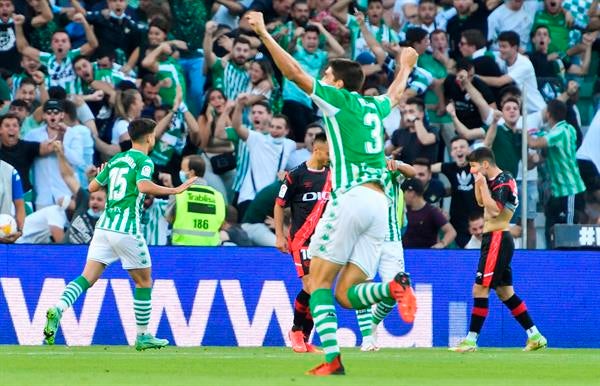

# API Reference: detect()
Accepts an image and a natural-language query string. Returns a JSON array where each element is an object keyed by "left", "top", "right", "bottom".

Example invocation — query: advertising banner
[{"left": 1, "top": 246, "right": 599, "bottom": 348}]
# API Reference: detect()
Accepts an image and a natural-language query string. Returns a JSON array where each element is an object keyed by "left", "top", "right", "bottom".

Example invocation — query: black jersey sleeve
[
  {"left": 275, "top": 170, "right": 297, "bottom": 208},
  {"left": 491, "top": 173, "right": 519, "bottom": 212}
]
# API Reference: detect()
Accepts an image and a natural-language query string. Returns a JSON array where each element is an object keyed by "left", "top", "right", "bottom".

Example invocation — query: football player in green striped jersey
[
  {"left": 247, "top": 11, "right": 418, "bottom": 375},
  {"left": 43, "top": 118, "right": 196, "bottom": 350},
  {"left": 358, "top": 159, "right": 416, "bottom": 352}
]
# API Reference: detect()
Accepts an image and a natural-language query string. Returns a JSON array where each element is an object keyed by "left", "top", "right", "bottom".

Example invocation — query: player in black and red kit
[
  {"left": 274, "top": 133, "right": 330, "bottom": 354},
  {"left": 450, "top": 147, "right": 547, "bottom": 352}
]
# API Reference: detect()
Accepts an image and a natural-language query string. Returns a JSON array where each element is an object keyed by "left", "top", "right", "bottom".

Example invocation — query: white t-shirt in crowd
[
  {"left": 16, "top": 205, "right": 67, "bottom": 244},
  {"left": 487, "top": 1, "right": 540, "bottom": 49},
  {"left": 506, "top": 54, "right": 547, "bottom": 113},
  {"left": 576, "top": 109, "right": 600, "bottom": 171},
  {"left": 516, "top": 111, "right": 543, "bottom": 181},
  {"left": 24, "top": 126, "right": 75, "bottom": 207},
  {"left": 464, "top": 235, "right": 482, "bottom": 249},
  {"left": 286, "top": 148, "right": 311, "bottom": 170},
  {"left": 383, "top": 106, "right": 401, "bottom": 139},
  {"left": 238, "top": 131, "right": 296, "bottom": 203},
  {"left": 111, "top": 119, "right": 130, "bottom": 145}
]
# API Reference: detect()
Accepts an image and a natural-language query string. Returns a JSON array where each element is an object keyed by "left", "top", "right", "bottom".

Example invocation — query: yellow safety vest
[{"left": 172, "top": 185, "right": 225, "bottom": 246}]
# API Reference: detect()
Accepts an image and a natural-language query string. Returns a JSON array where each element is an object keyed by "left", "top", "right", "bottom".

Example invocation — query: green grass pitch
[{"left": 2, "top": 346, "right": 600, "bottom": 386}]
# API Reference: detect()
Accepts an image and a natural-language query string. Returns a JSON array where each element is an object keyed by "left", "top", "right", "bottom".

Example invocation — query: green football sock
[
  {"left": 371, "top": 298, "right": 396, "bottom": 325},
  {"left": 134, "top": 288, "right": 152, "bottom": 335},
  {"left": 57, "top": 275, "right": 90, "bottom": 312},
  {"left": 356, "top": 308, "right": 373, "bottom": 338},
  {"left": 346, "top": 282, "right": 391, "bottom": 309},
  {"left": 309, "top": 289, "right": 339, "bottom": 363}
]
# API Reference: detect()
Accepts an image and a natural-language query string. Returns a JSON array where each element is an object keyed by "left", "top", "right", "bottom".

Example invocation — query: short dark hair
[
  {"left": 314, "top": 132, "right": 327, "bottom": 144},
  {"left": 430, "top": 29, "right": 446, "bottom": 39},
  {"left": 461, "top": 29, "right": 486, "bottom": 49},
  {"left": 406, "top": 97, "right": 425, "bottom": 111},
  {"left": 413, "top": 157, "right": 431, "bottom": 169},
  {"left": 9, "top": 99, "right": 29, "bottom": 109},
  {"left": 450, "top": 136, "right": 468, "bottom": 146},
  {"left": 499, "top": 85, "right": 522, "bottom": 101},
  {"left": 292, "top": 0, "right": 308, "bottom": 9},
  {"left": 328, "top": 59, "right": 365, "bottom": 92},
  {"left": 252, "top": 100, "right": 272, "bottom": 113},
  {"left": 52, "top": 29, "right": 69, "bottom": 38},
  {"left": 501, "top": 96, "right": 521, "bottom": 110},
  {"left": 467, "top": 146, "right": 496, "bottom": 165},
  {"left": 233, "top": 36, "right": 251, "bottom": 48},
  {"left": 468, "top": 211, "right": 484, "bottom": 222},
  {"left": 0, "top": 113, "right": 20, "bottom": 126},
  {"left": 401, "top": 178, "right": 424, "bottom": 195},
  {"left": 141, "top": 74, "right": 160, "bottom": 88},
  {"left": 405, "top": 27, "right": 429, "bottom": 45},
  {"left": 420, "top": 0, "right": 436, "bottom": 5},
  {"left": 530, "top": 24, "right": 550, "bottom": 38},
  {"left": 272, "top": 113, "right": 290, "bottom": 129},
  {"left": 546, "top": 99, "right": 568, "bottom": 122},
  {"left": 306, "top": 121, "right": 323, "bottom": 131},
  {"left": 149, "top": 16, "right": 170, "bottom": 34},
  {"left": 498, "top": 31, "right": 520, "bottom": 47},
  {"left": 368, "top": 0, "right": 383, "bottom": 4},
  {"left": 128, "top": 118, "right": 156, "bottom": 142},
  {"left": 62, "top": 100, "right": 78, "bottom": 121},
  {"left": 456, "top": 57, "right": 474, "bottom": 72},
  {"left": 304, "top": 24, "right": 320, "bottom": 35},
  {"left": 72, "top": 55, "right": 90, "bottom": 68},
  {"left": 186, "top": 155, "right": 206, "bottom": 178},
  {"left": 48, "top": 86, "right": 67, "bottom": 100},
  {"left": 19, "top": 77, "right": 37, "bottom": 89}
]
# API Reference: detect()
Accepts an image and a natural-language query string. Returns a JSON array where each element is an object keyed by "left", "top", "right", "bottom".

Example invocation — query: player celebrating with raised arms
[
  {"left": 245, "top": 11, "right": 418, "bottom": 376},
  {"left": 450, "top": 147, "right": 547, "bottom": 352},
  {"left": 43, "top": 118, "right": 196, "bottom": 350}
]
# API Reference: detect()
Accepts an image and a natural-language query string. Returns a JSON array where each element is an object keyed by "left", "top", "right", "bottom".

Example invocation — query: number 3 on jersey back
[{"left": 363, "top": 113, "right": 383, "bottom": 154}]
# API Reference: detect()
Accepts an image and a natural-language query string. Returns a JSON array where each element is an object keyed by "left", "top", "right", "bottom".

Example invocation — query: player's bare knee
[
  {"left": 334, "top": 289, "right": 352, "bottom": 309},
  {"left": 472, "top": 284, "right": 490, "bottom": 298},
  {"left": 494, "top": 286, "right": 514, "bottom": 301}
]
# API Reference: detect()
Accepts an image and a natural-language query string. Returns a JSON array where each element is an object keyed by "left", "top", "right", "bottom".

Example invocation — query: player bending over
[
  {"left": 43, "top": 118, "right": 196, "bottom": 350},
  {"left": 246, "top": 11, "right": 418, "bottom": 376},
  {"left": 275, "top": 132, "right": 330, "bottom": 354},
  {"left": 450, "top": 147, "right": 547, "bottom": 352}
]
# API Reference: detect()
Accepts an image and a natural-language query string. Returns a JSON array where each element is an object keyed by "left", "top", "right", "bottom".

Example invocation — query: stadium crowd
[{"left": 0, "top": 0, "right": 599, "bottom": 249}]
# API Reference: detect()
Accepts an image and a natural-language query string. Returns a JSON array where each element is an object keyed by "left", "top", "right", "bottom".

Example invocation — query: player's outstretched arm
[
  {"left": 137, "top": 178, "right": 197, "bottom": 196},
  {"left": 386, "top": 47, "right": 418, "bottom": 107},
  {"left": 386, "top": 159, "right": 416, "bottom": 178},
  {"left": 245, "top": 12, "right": 313, "bottom": 94}
]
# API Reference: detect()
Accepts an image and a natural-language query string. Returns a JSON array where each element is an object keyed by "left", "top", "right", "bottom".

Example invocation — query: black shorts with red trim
[
  {"left": 291, "top": 246, "right": 311, "bottom": 277},
  {"left": 476, "top": 230, "right": 514, "bottom": 289}
]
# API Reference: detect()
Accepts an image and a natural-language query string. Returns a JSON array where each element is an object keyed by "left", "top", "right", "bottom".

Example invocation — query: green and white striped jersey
[
  {"left": 310, "top": 80, "right": 391, "bottom": 198},
  {"left": 226, "top": 126, "right": 251, "bottom": 193},
  {"left": 211, "top": 58, "right": 250, "bottom": 100},
  {"left": 157, "top": 58, "right": 186, "bottom": 106},
  {"left": 539, "top": 120, "right": 586, "bottom": 197},
  {"left": 74, "top": 63, "right": 127, "bottom": 95},
  {"left": 39, "top": 48, "right": 81, "bottom": 95},
  {"left": 385, "top": 170, "right": 406, "bottom": 242},
  {"left": 347, "top": 14, "right": 398, "bottom": 60},
  {"left": 95, "top": 149, "right": 154, "bottom": 235},
  {"left": 141, "top": 198, "right": 169, "bottom": 245}
]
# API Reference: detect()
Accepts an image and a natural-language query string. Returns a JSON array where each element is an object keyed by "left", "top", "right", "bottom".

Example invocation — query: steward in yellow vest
[{"left": 167, "top": 155, "right": 226, "bottom": 246}]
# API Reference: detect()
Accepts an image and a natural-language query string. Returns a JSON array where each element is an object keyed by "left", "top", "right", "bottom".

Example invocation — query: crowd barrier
[{"left": 1, "top": 246, "right": 599, "bottom": 348}]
